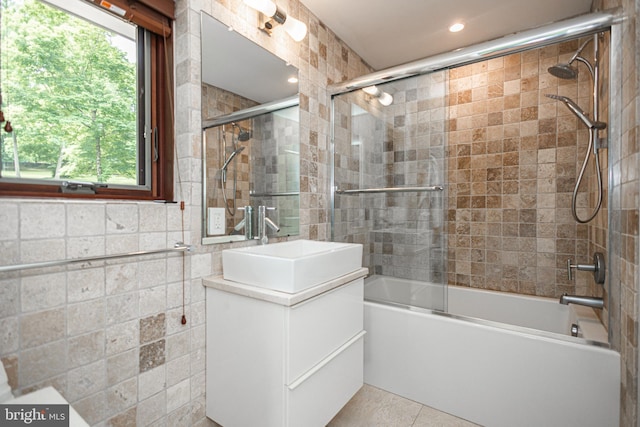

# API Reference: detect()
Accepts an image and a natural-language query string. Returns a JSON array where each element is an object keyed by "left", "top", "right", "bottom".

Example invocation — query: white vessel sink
[{"left": 222, "top": 240, "right": 363, "bottom": 293}]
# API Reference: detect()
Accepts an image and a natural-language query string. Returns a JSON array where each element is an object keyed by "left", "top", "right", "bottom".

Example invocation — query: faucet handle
[
  {"left": 566, "top": 252, "right": 606, "bottom": 285},
  {"left": 236, "top": 206, "right": 253, "bottom": 239}
]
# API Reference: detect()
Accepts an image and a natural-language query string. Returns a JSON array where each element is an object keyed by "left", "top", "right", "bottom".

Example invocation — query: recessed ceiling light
[
  {"left": 449, "top": 22, "right": 465, "bottom": 33},
  {"left": 288, "top": 76, "right": 298, "bottom": 84}
]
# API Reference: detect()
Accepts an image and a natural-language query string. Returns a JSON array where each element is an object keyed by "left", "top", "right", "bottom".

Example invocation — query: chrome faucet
[
  {"left": 257, "top": 206, "right": 280, "bottom": 245},
  {"left": 235, "top": 206, "right": 253, "bottom": 240},
  {"left": 559, "top": 294, "right": 604, "bottom": 309}
]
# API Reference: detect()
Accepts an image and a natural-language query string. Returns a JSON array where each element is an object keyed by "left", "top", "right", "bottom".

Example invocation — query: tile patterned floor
[{"left": 328, "top": 384, "right": 481, "bottom": 427}]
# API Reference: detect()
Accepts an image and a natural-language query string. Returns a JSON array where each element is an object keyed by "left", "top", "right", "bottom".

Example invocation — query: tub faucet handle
[{"left": 566, "top": 252, "right": 605, "bottom": 284}]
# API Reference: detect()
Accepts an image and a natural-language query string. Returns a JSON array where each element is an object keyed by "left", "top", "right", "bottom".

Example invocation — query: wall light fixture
[
  {"left": 362, "top": 85, "right": 393, "bottom": 106},
  {"left": 244, "top": 0, "right": 307, "bottom": 42}
]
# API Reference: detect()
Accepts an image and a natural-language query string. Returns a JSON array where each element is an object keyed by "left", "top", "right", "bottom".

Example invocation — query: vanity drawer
[
  {"left": 287, "top": 279, "right": 363, "bottom": 381},
  {"left": 286, "top": 331, "right": 364, "bottom": 427}
]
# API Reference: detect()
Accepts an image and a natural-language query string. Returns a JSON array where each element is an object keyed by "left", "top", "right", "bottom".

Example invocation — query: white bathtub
[{"left": 364, "top": 275, "right": 621, "bottom": 427}]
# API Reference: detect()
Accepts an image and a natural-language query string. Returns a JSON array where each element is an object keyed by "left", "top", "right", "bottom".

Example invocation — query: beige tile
[
  {"left": 67, "top": 360, "right": 106, "bottom": 401},
  {"left": 69, "top": 330, "right": 105, "bottom": 368},
  {"left": 167, "top": 378, "right": 191, "bottom": 413},
  {"left": 106, "top": 377, "right": 137, "bottom": 414},
  {"left": 20, "top": 307, "right": 64, "bottom": 350},
  {"left": 73, "top": 391, "right": 108, "bottom": 425},
  {"left": 106, "top": 319, "right": 138, "bottom": 355},
  {"left": 67, "top": 267, "right": 105, "bottom": 302},
  {"left": 20, "top": 340, "right": 66, "bottom": 385},
  {"left": 0, "top": 317, "right": 18, "bottom": 353},
  {"left": 139, "top": 366, "right": 166, "bottom": 401},
  {"left": 106, "top": 349, "right": 138, "bottom": 387},
  {"left": 329, "top": 386, "right": 486, "bottom": 427},
  {"left": 106, "top": 407, "right": 136, "bottom": 427},
  {"left": 21, "top": 273, "right": 66, "bottom": 313},
  {"left": 0, "top": 203, "right": 18, "bottom": 241},
  {"left": 413, "top": 405, "right": 481, "bottom": 427},
  {"left": 329, "top": 384, "right": 422, "bottom": 427},
  {"left": 137, "top": 390, "right": 166, "bottom": 427},
  {"left": 20, "top": 203, "right": 65, "bottom": 239}
]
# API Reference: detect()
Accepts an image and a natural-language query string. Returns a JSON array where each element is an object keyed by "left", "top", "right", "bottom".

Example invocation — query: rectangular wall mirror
[{"left": 201, "top": 12, "right": 300, "bottom": 245}]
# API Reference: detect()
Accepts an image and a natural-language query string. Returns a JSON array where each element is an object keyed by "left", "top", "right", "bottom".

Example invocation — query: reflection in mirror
[
  {"left": 201, "top": 12, "right": 298, "bottom": 104},
  {"left": 200, "top": 12, "right": 300, "bottom": 244},
  {"left": 203, "top": 103, "right": 300, "bottom": 243}
]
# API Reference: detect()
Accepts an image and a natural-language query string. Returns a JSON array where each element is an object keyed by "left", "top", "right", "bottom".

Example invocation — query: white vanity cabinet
[{"left": 204, "top": 268, "right": 367, "bottom": 427}]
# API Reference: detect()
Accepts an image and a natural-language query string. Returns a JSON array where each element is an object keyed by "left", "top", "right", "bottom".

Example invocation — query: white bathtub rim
[{"left": 363, "top": 297, "right": 611, "bottom": 349}]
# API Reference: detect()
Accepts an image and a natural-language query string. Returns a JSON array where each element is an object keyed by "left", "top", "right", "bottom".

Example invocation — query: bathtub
[{"left": 364, "top": 275, "right": 620, "bottom": 427}]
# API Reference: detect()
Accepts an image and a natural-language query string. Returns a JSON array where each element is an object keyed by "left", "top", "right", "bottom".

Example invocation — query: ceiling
[{"left": 300, "top": 0, "right": 594, "bottom": 70}]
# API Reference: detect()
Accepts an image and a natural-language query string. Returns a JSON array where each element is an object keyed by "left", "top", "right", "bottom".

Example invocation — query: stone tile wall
[
  {"left": 446, "top": 40, "right": 602, "bottom": 298},
  {"left": 332, "top": 73, "right": 447, "bottom": 286},
  {"left": 595, "top": 0, "right": 640, "bottom": 425},
  {"left": 0, "top": 0, "right": 372, "bottom": 425}
]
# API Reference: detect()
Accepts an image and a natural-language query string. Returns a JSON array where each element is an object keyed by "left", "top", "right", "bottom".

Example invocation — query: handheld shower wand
[
  {"left": 221, "top": 146, "right": 245, "bottom": 183},
  {"left": 544, "top": 94, "right": 606, "bottom": 130},
  {"left": 219, "top": 122, "right": 250, "bottom": 217}
]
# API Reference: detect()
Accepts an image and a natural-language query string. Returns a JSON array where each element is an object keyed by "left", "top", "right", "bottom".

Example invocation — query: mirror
[{"left": 201, "top": 12, "right": 300, "bottom": 244}]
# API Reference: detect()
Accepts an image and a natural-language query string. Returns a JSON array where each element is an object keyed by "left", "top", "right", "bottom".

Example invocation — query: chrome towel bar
[
  {"left": 249, "top": 191, "right": 300, "bottom": 197},
  {"left": 335, "top": 185, "right": 443, "bottom": 194},
  {"left": 0, "top": 242, "right": 192, "bottom": 273}
]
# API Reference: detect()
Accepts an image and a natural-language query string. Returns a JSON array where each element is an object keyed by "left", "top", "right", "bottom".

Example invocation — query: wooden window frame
[{"left": 0, "top": 0, "right": 175, "bottom": 201}]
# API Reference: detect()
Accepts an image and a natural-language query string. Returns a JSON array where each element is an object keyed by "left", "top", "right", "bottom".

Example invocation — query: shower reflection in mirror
[{"left": 203, "top": 104, "right": 300, "bottom": 243}]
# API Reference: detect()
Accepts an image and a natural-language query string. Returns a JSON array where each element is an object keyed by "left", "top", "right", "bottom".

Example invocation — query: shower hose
[{"left": 572, "top": 127, "right": 603, "bottom": 224}]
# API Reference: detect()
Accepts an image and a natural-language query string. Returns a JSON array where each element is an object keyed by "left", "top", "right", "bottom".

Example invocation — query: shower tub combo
[{"left": 364, "top": 276, "right": 620, "bottom": 427}]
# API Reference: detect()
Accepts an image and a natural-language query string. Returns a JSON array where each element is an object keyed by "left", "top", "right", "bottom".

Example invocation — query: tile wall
[
  {"left": 202, "top": 84, "right": 254, "bottom": 233},
  {"left": 332, "top": 73, "right": 447, "bottom": 288},
  {"left": 595, "top": 0, "right": 640, "bottom": 425},
  {"left": 0, "top": 0, "right": 372, "bottom": 425},
  {"left": 0, "top": 201, "right": 208, "bottom": 426},
  {"left": 2, "top": 0, "right": 638, "bottom": 426},
  {"left": 446, "top": 40, "right": 604, "bottom": 298},
  {"left": 250, "top": 108, "right": 301, "bottom": 236}
]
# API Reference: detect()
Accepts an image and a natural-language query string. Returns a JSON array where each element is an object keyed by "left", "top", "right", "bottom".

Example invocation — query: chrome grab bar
[
  {"left": 335, "top": 185, "right": 444, "bottom": 194},
  {"left": 249, "top": 191, "right": 300, "bottom": 197},
  {"left": 0, "top": 242, "right": 192, "bottom": 273}
]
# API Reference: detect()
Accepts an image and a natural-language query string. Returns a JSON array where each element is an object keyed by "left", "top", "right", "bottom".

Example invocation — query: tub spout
[{"left": 559, "top": 294, "right": 604, "bottom": 309}]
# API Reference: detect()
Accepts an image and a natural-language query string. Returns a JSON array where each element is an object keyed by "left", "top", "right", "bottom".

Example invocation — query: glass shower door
[{"left": 331, "top": 71, "right": 448, "bottom": 312}]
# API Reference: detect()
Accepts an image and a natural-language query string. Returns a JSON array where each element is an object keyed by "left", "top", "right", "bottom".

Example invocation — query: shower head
[
  {"left": 547, "top": 63, "right": 578, "bottom": 80},
  {"left": 545, "top": 94, "right": 606, "bottom": 130},
  {"left": 238, "top": 129, "right": 251, "bottom": 142},
  {"left": 232, "top": 123, "right": 252, "bottom": 142},
  {"left": 547, "top": 38, "right": 594, "bottom": 80}
]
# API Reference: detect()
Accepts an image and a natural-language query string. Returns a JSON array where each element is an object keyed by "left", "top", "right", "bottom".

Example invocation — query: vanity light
[
  {"left": 362, "top": 85, "right": 394, "bottom": 107},
  {"left": 449, "top": 22, "right": 465, "bottom": 33},
  {"left": 244, "top": 0, "right": 307, "bottom": 42}
]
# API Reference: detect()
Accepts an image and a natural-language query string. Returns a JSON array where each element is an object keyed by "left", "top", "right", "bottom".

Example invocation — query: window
[{"left": 0, "top": 0, "right": 174, "bottom": 200}]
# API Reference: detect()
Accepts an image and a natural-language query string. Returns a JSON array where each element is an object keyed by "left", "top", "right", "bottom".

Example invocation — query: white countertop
[{"left": 203, "top": 267, "right": 369, "bottom": 306}]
